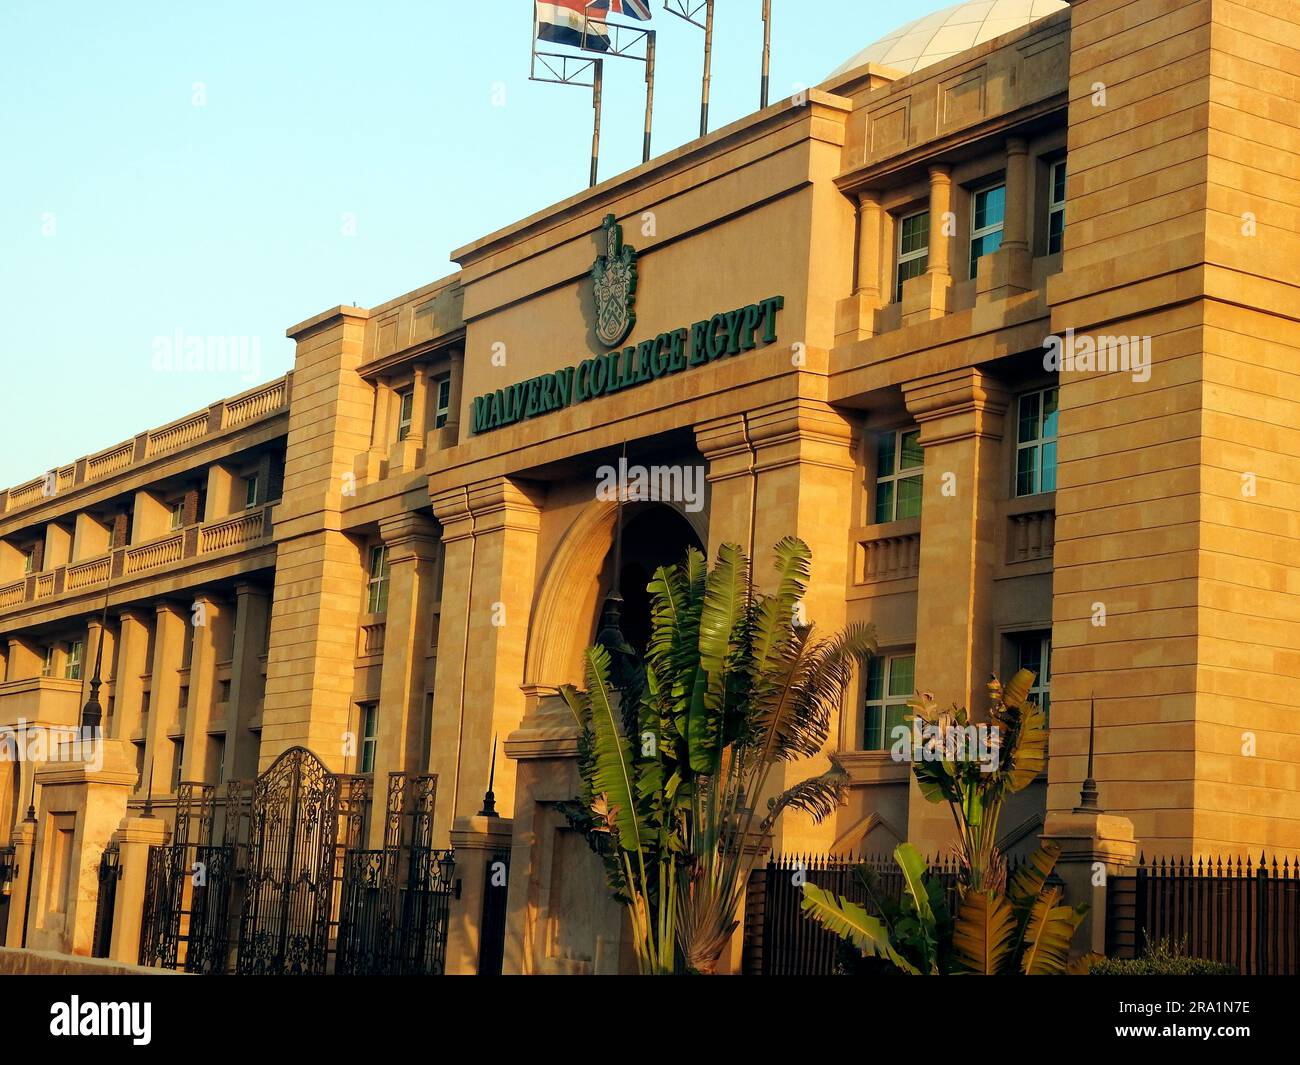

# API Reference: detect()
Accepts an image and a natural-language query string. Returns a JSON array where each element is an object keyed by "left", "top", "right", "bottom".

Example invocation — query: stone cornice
[{"left": 903, "top": 367, "right": 1010, "bottom": 446}]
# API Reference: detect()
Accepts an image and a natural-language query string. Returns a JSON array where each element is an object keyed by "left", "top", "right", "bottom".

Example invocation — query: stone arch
[{"left": 525, "top": 498, "right": 707, "bottom": 690}]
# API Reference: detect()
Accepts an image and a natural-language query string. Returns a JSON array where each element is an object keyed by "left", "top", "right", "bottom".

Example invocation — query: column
[
  {"left": 226, "top": 583, "right": 270, "bottom": 783},
  {"left": 902, "top": 368, "right": 1009, "bottom": 852},
  {"left": 437, "top": 349, "right": 466, "bottom": 450},
  {"left": 354, "top": 378, "right": 393, "bottom": 486},
  {"left": 903, "top": 165, "right": 954, "bottom": 324},
  {"left": 389, "top": 366, "right": 428, "bottom": 474},
  {"left": 109, "top": 609, "right": 151, "bottom": 743},
  {"left": 978, "top": 137, "right": 1032, "bottom": 301},
  {"left": 263, "top": 283, "right": 372, "bottom": 771},
  {"left": 367, "top": 513, "right": 440, "bottom": 847},
  {"left": 696, "top": 399, "right": 858, "bottom": 851},
  {"left": 181, "top": 594, "right": 229, "bottom": 783},
  {"left": 146, "top": 604, "right": 188, "bottom": 795},
  {"left": 428, "top": 478, "right": 543, "bottom": 845},
  {"left": 79, "top": 616, "right": 117, "bottom": 713},
  {"left": 834, "top": 191, "right": 885, "bottom": 344}
]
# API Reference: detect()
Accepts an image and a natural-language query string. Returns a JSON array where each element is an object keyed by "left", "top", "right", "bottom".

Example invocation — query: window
[
  {"left": 874, "top": 429, "right": 924, "bottom": 524},
  {"left": 863, "top": 653, "right": 915, "bottom": 751},
  {"left": 894, "top": 210, "right": 930, "bottom": 302},
  {"left": 22, "top": 547, "right": 34, "bottom": 575},
  {"left": 133, "top": 742, "right": 146, "bottom": 792},
  {"left": 245, "top": 474, "right": 259, "bottom": 509},
  {"left": 170, "top": 499, "right": 186, "bottom": 530},
  {"left": 1015, "top": 387, "right": 1059, "bottom": 497},
  {"left": 367, "top": 545, "right": 390, "bottom": 614},
  {"left": 65, "top": 640, "right": 83, "bottom": 681},
  {"left": 42, "top": 645, "right": 56, "bottom": 678},
  {"left": 1047, "top": 160, "right": 1067, "bottom": 256},
  {"left": 969, "top": 183, "right": 1006, "bottom": 278},
  {"left": 1014, "top": 632, "right": 1052, "bottom": 725},
  {"left": 359, "top": 703, "right": 378, "bottom": 774},
  {"left": 434, "top": 376, "right": 452, "bottom": 430},
  {"left": 172, "top": 738, "right": 185, "bottom": 789},
  {"left": 219, "top": 679, "right": 232, "bottom": 704},
  {"left": 396, "top": 389, "right": 415, "bottom": 442}
]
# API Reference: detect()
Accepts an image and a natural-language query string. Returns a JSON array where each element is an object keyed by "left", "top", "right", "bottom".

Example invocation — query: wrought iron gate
[
  {"left": 139, "top": 783, "right": 237, "bottom": 973},
  {"left": 140, "top": 748, "right": 453, "bottom": 975},
  {"left": 336, "top": 773, "right": 455, "bottom": 975},
  {"left": 236, "top": 748, "right": 342, "bottom": 974}
]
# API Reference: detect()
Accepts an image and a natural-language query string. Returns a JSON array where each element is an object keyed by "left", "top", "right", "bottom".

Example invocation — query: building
[{"left": 2, "top": 0, "right": 1299, "bottom": 975}]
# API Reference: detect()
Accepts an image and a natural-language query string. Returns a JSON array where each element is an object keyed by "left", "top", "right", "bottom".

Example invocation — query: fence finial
[{"left": 1073, "top": 694, "right": 1102, "bottom": 813}]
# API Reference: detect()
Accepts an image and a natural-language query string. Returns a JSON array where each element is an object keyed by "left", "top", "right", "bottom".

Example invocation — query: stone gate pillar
[
  {"left": 108, "top": 813, "right": 169, "bottom": 965},
  {"left": 27, "top": 737, "right": 135, "bottom": 955}
]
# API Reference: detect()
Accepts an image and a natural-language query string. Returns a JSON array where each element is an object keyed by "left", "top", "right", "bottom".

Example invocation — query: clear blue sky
[{"left": 0, "top": 0, "right": 907, "bottom": 489}]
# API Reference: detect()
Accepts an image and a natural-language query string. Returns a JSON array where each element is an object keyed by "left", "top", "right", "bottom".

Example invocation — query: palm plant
[
  {"left": 802, "top": 840, "right": 1088, "bottom": 974},
  {"left": 558, "top": 538, "right": 875, "bottom": 974},
  {"left": 801, "top": 670, "right": 1086, "bottom": 974}
]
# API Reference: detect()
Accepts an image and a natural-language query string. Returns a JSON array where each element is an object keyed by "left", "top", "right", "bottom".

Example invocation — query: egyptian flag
[{"left": 536, "top": 1, "right": 611, "bottom": 52}]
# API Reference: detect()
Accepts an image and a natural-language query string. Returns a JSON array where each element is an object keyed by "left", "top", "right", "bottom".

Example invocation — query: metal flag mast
[
  {"left": 531, "top": 47, "right": 606, "bottom": 188},
  {"left": 579, "top": 6, "right": 659, "bottom": 165},
  {"left": 761, "top": 0, "right": 773, "bottom": 109},
  {"left": 664, "top": 0, "right": 714, "bottom": 138}
]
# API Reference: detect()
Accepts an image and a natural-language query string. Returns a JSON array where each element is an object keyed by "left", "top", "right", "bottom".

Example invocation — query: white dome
[{"left": 830, "top": 0, "right": 1069, "bottom": 78}]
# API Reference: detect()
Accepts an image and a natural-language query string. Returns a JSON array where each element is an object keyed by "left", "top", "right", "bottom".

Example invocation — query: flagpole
[
  {"left": 700, "top": 0, "right": 715, "bottom": 137},
  {"left": 761, "top": 0, "right": 772, "bottom": 109},
  {"left": 643, "top": 30, "right": 656, "bottom": 163},
  {"left": 591, "top": 57, "right": 604, "bottom": 188}
]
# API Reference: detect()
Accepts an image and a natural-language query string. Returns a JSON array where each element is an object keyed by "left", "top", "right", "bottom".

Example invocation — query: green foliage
[
  {"left": 1088, "top": 939, "right": 1237, "bottom": 976},
  {"left": 805, "top": 842, "right": 1082, "bottom": 975},
  {"left": 561, "top": 538, "right": 875, "bottom": 974},
  {"left": 803, "top": 671, "right": 1089, "bottom": 975}
]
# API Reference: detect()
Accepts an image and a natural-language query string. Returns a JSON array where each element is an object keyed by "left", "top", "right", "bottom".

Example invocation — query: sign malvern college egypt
[{"left": 471, "top": 216, "right": 785, "bottom": 435}]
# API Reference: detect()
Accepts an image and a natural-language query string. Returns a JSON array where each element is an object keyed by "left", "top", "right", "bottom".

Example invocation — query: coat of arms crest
[{"left": 591, "top": 214, "right": 638, "bottom": 349}]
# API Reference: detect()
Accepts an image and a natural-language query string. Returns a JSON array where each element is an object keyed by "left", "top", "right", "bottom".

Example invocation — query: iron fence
[
  {"left": 742, "top": 852, "right": 965, "bottom": 976},
  {"left": 1107, "top": 855, "right": 1300, "bottom": 975}
]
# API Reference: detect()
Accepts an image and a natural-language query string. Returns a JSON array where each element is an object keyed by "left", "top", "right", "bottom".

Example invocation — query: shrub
[{"left": 1089, "top": 938, "right": 1237, "bottom": 976}]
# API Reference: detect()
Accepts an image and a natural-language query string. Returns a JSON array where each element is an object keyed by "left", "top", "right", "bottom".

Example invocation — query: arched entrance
[
  {"left": 604, "top": 505, "right": 705, "bottom": 656},
  {"left": 525, "top": 499, "right": 706, "bottom": 689}
]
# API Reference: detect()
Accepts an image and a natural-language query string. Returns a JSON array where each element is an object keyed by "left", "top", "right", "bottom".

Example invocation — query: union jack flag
[{"left": 596, "top": 0, "right": 653, "bottom": 18}]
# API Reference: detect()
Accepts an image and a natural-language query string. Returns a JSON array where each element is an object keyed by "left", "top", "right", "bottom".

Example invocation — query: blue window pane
[
  {"left": 883, "top": 703, "right": 909, "bottom": 746},
  {"left": 1042, "top": 388, "right": 1059, "bottom": 441},
  {"left": 874, "top": 481, "right": 895, "bottom": 524},
  {"left": 975, "top": 185, "right": 1006, "bottom": 230},
  {"left": 887, "top": 655, "right": 915, "bottom": 698},
  {"left": 865, "top": 705, "right": 883, "bottom": 750},
  {"left": 896, "top": 476, "right": 923, "bottom": 520},
  {"left": 1041, "top": 442, "right": 1057, "bottom": 492},
  {"left": 866, "top": 657, "right": 885, "bottom": 701},
  {"left": 876, "top": 432, "right": 897, "bottom": 478},
  {"left": 1016, "top": 448, "right": 1038, "bottom": 497},
  {"left": 1018, "top": 392, "right": 1040, "bottom": 444}
]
